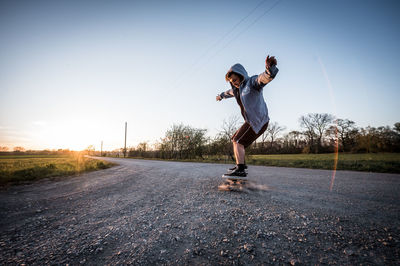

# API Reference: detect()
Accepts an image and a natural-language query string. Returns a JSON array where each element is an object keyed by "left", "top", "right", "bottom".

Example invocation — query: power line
[
  {"left": 208, "top": 0, "right": 282, "bottom": 61},
  {"left": 170, "top": 0, "right": 273, "bottom": 89},
  {"left": 170, "top": 0, "right": 283, "bottom": 90},
  {"left": 188, "top": 0, "right": 268, "bottom": 65}
]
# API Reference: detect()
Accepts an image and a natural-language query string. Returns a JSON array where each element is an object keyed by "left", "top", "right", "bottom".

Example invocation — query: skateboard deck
[
  {"left": 218, "top": 175, "right": 270, "bottom": 192},
  {"left": 218, "top": 175, "right": 251, "bottom": 192}
]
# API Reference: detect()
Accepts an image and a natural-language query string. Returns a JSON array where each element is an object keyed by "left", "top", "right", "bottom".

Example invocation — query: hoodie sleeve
[
  {"left": 219, "top": 88, "right": 235, "bottom": 99},
  {"left": 252, "top": 65, "right": 279, "bottom": 90}
]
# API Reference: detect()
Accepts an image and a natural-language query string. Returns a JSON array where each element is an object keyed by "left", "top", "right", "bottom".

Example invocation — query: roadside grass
[
  {"left": 124, "top": 153, "right": 400, "bottom": 174},
  {"left": 0, "top": 154, "right": 116, "bottom": 185},
  {"left": 247, "top": 153, "right": 400, "bottom": 173}
]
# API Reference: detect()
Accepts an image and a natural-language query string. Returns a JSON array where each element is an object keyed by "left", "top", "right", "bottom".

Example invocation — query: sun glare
[{"left": 31, "top": 123, "right": 99, "bottom": 151}]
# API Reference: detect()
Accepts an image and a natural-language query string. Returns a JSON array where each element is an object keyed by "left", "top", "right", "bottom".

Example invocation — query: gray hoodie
[{"left": 219, "top": 63, "right": 279, "bottom": 134}]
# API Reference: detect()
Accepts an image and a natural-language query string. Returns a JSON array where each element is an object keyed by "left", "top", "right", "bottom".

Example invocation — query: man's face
[{"left": 229, "top": 73, "right": 242, "bottom": 88}]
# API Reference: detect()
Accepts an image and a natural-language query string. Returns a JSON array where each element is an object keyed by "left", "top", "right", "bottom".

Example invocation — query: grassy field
[
  {"left": 246, "top": 153, "right": 400, "bottom": 173},
  {"left": 0, "top": 154, "right": 116, "bottom": 185},
  {"left": 126, "top": 153, "right": 400, "bottom": 174}
]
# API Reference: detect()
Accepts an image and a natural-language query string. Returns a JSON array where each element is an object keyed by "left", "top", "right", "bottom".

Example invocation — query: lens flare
[{"left": 317, "top": 56, "right": 338, "bottom": 191}]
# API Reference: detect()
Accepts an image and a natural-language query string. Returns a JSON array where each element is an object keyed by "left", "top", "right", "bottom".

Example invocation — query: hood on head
[{"left": 225, "top": 63, "right": 249, "bottom": 82}]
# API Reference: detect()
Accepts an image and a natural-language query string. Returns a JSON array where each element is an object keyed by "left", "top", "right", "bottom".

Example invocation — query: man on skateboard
[{"left": 216, "top": 55, "right": 279, "bottom": 178}]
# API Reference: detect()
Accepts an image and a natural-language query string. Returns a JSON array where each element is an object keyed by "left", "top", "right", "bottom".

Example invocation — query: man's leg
[
  {"left": 225, "top": 141, "right": 246, "bottom": 176},
  {"left": 225, "top": 122, "right": 251, "bottom": 176},
  {"left": 233, "top": 141, "right": 245, "bottom": 165},
  {"left": 227, "top": 122, "right": 269, "bottom": 177}
]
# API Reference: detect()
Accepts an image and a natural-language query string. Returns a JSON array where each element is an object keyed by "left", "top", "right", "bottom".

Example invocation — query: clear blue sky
[{"left": 1, "top": 0, "right": 399, "bottom": 150}]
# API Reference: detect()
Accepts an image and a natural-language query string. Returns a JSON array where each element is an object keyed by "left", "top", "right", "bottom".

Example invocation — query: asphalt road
[{"left": 1, "top": 157, "right": 399, "bottom": 265}]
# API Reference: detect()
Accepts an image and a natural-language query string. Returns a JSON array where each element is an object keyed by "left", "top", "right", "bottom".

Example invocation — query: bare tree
[
  {"left": 314, "top": 113, "right": 334, "bottom": 149},
  {"left": 260, "top": 129, "right": 269, "bottom": 148},
  {"left": 300, "top": 113, "right": 334, "bottom": 153},
  {"left": 328, "top": 119, "right": 358, "bottom": 152},
  {"left": 287, "top": 130, "right": 302, "bottom": 149},
  {"left": 265, "top": 122, "right": 285, "bottom": 149},
  {"left": 220, "top": 115, "right": 240, "bottom": 139},
  {"left": 300, "top": 115, "right": 317, "bottom": 152}
]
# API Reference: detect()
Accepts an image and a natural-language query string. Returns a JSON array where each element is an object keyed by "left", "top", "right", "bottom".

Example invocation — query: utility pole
[
  {"left": 124, "top": 122, "right": 127, "bottom": 158},
  {"left": 101, "top": 141, "right": 103, "bottom": 157}
]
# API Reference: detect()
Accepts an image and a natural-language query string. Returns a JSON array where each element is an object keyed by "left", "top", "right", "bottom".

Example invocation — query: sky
[{"left": 0, "top": 0, "right": 399, "bottom": 151}]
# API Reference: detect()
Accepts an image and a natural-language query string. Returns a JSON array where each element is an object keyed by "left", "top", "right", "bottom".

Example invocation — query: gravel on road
[{"left": 1, "top": 157, "right": 399, "bottom": 265}]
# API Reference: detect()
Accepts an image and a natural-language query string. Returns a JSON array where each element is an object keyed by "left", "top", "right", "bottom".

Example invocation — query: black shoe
[
  {"left": 224, "top": 168, "right": 247, "bottom": 177},
  {"left": 229, "top": 165, "right": 248, "bottom": 171}
]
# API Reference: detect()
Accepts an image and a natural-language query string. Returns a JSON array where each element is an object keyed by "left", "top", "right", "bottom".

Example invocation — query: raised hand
[{"left": 265, "top": 55, "right": 277, "bottom": 69}]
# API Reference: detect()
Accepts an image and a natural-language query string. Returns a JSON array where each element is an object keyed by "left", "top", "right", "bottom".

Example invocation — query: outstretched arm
[
  {"left": 216, "top": 88, "right": 234, "bottom": 101},
  {"left": 253, "top": 55, "right": 279, "bottom": 89}
]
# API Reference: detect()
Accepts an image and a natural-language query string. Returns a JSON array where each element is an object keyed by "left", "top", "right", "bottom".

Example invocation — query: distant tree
[
  {"left": 286, "top": 130, "right": 303, "bottom": 149},
  {"left": 137, "top": 142, "right": 148, "bottom": 157},
  {"left": 327, "top": 119, "right": 358, "bottom": 152},
  {"left": 260, "top": 129, "right": 269, "bottom": 149},
  {"left": 13, "top": 146, "right": 25, "bottom": 152},
  {"left": 159, "top": 124, "right": 207, "bottom": 159},
  {"left": 111, "top": 148, "right": 121, "bottom": 157},
  {"left": 394, "top": 122, "right": 400, "bottom": 152},
  {"left": 299, "top": 115, "right": 317, "bottom": 153},
  {"left": 356, "top": 127, "right": 371, "bottom": 153},
  {"left": 263, "top": 122, "right": 285, "bottom": 149},
  {"left": 354, "top": 126, "right": 394, "bottom": 153},
  {"left": 300, "top": 113, "right": 334, "bottom": 153},
  {"left": 137, "top": 142, "right": 148, "bottom": 153},
  {"left": 394, "top": 122, "right": 400, "bottom": 133},
  {"left": 128, "top": 142, "right": 151, "bottom": 157},
  {"left": 127, "top": 146, "right": 136, "bottom": 157},
  {"left": 376, "top": 126, "right": 398, "bottom": 152},
  {"left": 114, "top": 118, "right": 400, "bottom": 157},
  {"left": 215, "top": 116, "right": 240, "bottom": 159},
  {"left": 0, "top": 146, "right": 9, "bottom": 152},
  {"left": 209, "top": 133, "right": 231, "bottom": 156},
  {"left": 313, "top": 113, "right": 334, "bottom": 150},
  {"left": 220, "top": 115, "right": 240, "bottom": 139},
  {"left": 85, "top": 145, "right": 95, "bottom": 155}
]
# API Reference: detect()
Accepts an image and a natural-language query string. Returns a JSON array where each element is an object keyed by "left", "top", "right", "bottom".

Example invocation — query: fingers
[
  {"left": 266, "top": 55, "right": 277, "bottom": 67},
  {"left": 271, "top": 56, "right": 277, "bottom": 66}
]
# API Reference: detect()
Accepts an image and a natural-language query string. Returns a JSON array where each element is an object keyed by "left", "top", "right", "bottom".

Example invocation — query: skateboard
[{"left": 218, "top": 175, "right": 251, "bottom": 192}]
